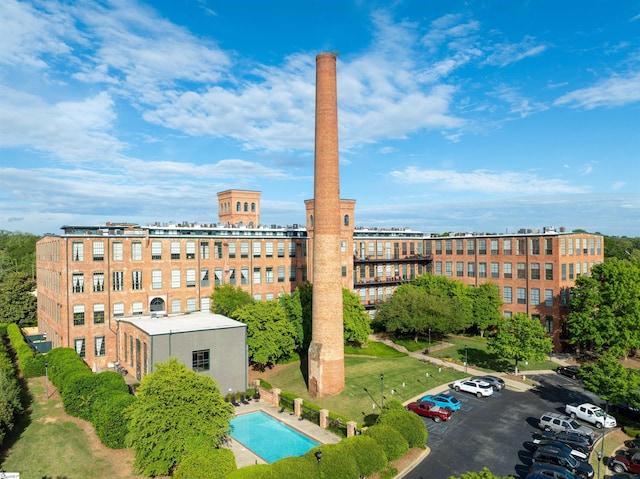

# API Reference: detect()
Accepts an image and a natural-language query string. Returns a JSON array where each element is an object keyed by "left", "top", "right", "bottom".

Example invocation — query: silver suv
[{"left": 538, "top": 412, "right": 594, "bottom": 438}]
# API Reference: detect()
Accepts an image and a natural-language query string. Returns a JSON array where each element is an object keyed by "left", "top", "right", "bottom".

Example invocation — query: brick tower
[{"left": 308, "top": 52, "right": 345, "bottom": 397}]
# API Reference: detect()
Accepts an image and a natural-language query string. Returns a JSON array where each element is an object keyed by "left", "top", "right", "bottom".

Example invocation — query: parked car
[
  {"left": 471, "top": 375, "right": 505, "bottom": 391},
  {"left": 452, "top": 379, "right": 494, "bottom": 398},
  {"left": 609, "top": 450, "right": 640, "bottom": 474},
  {"left": 532, "top": 445, "right": 594, "bottom": 478},
  {"left": 615, "top": 403, "right": 640, "bottom": 422},
  {"left": 565, "top": 402, "right": 617, "bottom": 428},
  {"left": 531, "top": 440, "right": 589, "bottom": 462},
  {"left": 533, "top": 430, "right": 594, "bottom": 454},
  {"left": 529, "top": 462, "right": 577, "bottom": 479},
  {"left": 406, "top": 400, "right": 453, "bottom": 422},
  {"left": 556, "top": 366, "right": 581, "bottom": 379},
  {"left": 610, "top": 473, "right": 640, "bottom": 479},
  {"left": 419, "top": 393, "right": 461, "bottom": 411},
  {"left": 538, "top": 412, "right": 594, "bottom": 438}
]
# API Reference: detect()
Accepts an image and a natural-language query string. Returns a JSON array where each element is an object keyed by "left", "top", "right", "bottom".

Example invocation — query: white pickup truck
[{"left": 565, "top": 402, "right": 617, "bottom": 428}]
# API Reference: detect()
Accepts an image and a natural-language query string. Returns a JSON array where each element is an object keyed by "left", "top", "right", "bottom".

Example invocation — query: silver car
[{"left": 471, "top": 375, "right": 505, "bottom": 391}]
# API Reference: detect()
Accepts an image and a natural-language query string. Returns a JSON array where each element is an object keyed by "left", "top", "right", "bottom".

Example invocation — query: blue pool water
[{"left": 230, "top": 411, "right": 320, "bottom": 463}]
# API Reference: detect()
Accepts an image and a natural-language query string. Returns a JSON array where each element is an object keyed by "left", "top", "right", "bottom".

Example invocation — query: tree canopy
[
  {"left": 579, "top": 352, "right": 640, "bottom": 406},
  {"left": 567, "top": 259, "right": 640, "bottom": 358},
  {"left": 124, "top": 359, "right": 234, "bottom": 477},
  {"left": 211, "top": 284, "right": 253, "bottom": 316},
  {"left": 0, "top": 271, "right": 37, "bottom": 325},
  {"left": 488, "top": 313, "right": 553, "bottom": 374}
]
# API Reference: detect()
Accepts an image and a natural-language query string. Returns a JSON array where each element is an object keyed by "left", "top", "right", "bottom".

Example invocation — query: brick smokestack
[{"left": 308, "top": 52, "right": 345, "bottom": 397}]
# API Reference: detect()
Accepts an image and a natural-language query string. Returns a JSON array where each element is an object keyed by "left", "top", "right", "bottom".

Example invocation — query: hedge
[
  {"left": 363, "top": 423, "right": 409, "bottom": 461},
  {"left": 226, "top": 463, "right": 276, "bottom": 479},
  {"left": 378, "top": 407, "right": 428, "bottom": 448},
  {"left": 340, "top": 435, "right": 387, "bottom": 477},
  {"left": 174, "top": 447, "right": 237, "bottom": 479},
  {"left": 6, "top": 323, "right": 45, "bottom": 377},
  {"left": 92, "top": 392, "right": 137, "bottom": 449},
  {"left": 0, "top": 337, "right": 23, "bottom": 446}
]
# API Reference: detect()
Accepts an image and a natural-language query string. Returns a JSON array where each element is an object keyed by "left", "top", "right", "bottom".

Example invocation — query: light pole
[
  {"left": 315, "top": 450, "right": 322, "bottom": 477},
  {"left": 45, "top": 360, "right": 49, "bottom": 399},
  {"left": 428, "top": 327, "right": 431, "bottom": 354},
  {"left": 380, "top": 373, "right": 385, "bottom": 408},
  {"left": 597, "top": 450, "right": 602, "bottom": 479},
  {"left": 464, "top": 345, "right": 468, "bottom": 373}
]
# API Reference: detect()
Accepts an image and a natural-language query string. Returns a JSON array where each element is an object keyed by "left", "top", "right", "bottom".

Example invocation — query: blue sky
[{"left": 1, "top": 0, "right": 639, "bottom": 237}]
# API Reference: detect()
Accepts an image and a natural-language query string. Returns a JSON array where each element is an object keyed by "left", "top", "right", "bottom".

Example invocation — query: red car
[{"left": 406, "top": 401, "right": 453, "bottom": 422}]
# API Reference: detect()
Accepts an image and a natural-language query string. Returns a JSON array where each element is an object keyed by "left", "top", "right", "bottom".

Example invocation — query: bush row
[
  {"left": 226, "top": 399, "right": 427, "bottom": 479},
  {"left": 6, "top": 323, "right": 45, "bottom": 377},
  {"left": 46, "top": 347, "right": 134, "bottom": 448},
  {"left": 0, "top": 333, "right": 23, "bottom": 446}
]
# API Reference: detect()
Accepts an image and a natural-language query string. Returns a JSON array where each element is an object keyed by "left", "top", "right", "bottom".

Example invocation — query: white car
[{"left": 453, "top": 379, "right": 494, "bottom": 397}]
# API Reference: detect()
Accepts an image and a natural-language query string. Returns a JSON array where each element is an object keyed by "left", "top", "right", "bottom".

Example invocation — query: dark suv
[
  {"left": 529, "top": 463, "right": 577, "bottom": 479},
  {"left": 534, "top": 430, "right": 594, "bottom": 454},
  {"left": 532, "top": 446, "right": 594, "bottom": 478}
]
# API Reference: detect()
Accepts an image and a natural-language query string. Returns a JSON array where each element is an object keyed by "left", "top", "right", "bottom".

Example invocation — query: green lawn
[
  {"left": 428, "top": 335, "right": 558, "bottom": 373},
  {"left": 261, "top": 354, "right": 467, "bottom": 425},
  {"left": 1, "top": 378, "right": 139, "bottom": 479}
]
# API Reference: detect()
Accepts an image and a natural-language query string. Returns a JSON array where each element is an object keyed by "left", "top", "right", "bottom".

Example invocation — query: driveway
[{"left": 402, "top": 372, "right": 604, "bottom": 479}]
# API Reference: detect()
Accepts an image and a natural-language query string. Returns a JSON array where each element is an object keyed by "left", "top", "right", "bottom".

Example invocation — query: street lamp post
[
  {"left": 464, "top": 345, "right": 468, "bottom": 373},
  {"left": 380, "top": 373, "right": 385, "bottom": 408},
  {"left": 315, "top": 450, "right": 322, "bottom": 477},
  {"left": 597, "top": 450, "right": 602, "bottom": 479},
  {"left": 428, "top": 328, "right": 431, "bottom": 354}
]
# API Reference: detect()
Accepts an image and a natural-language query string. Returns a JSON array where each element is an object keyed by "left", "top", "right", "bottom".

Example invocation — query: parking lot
[{"left": 402, "top": 372, "right": 605, "bottom": 479}]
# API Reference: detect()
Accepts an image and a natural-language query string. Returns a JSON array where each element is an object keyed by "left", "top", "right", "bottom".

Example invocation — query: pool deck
[{"left": 227, "top": 400, "right": 342, "bottom": 468}]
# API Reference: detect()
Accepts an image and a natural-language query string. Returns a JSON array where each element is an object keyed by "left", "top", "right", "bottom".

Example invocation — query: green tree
[
  {"left": 567, "top": 259, "right": 640, "bottom": 357},
  {"left": 471, "top": 282, "right": 502, "bottom": 337},
  {"left": 342, "top": 288, "right": 372, "bottom": 346},
  {"left": 412, "top": 273, "right": 474, "bottom": 331},
  {"left": 488, "top": 313, "right": 553, "bottom": 374},
  {"left": 0, "top": 231, "right": 38, "bottom": 282},
  {"left": 279, "top": 288, "right": 304, "bottom": 350},
  {"left": 450, "top": 467, "right": 513, "bottom": 479},
  {"left": 211, "top": 284, "right": 253, "bottom": 316},
  {"left": 125, "top": 359, "right": 234, "bottom": 477},
  {"left": 579, "top": 353, "right": 640, "bottom": 406},
  {"left": 0, "top": 271, "right": 37, "bottom": 325},
  {"left": 232, "top": 301, "right": 297, "bottom": 368}
]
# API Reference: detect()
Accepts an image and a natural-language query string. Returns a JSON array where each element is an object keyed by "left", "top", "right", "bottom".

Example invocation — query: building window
[
  {"left": 561, "top": 264, "right": 567, "bottom": 281},
  {"left": 171, "top": 270, "right": 181, "bottom": 288},
  {"left": 342, "top": 265, "right": 347, "bottom": 277},
  {"left": 530, "top": 238, "right": 540, "bottom": 255},
  {"left": 445, "top": 240, "right": 452, "bottom": 255},
  {"left": 278, "top": 266, "right": 285, "bottom": 283},
  {"left": 503, "top": 262, "right": 512, "bottom": 279},
  {"left": 241, "top": 267, "right": 249, "bottom": 285},
  {"left": 200, "top": 241, "right": 210, "bottom": 259},
  {"left": 112, "top": 241, "right": 123, "bottom": 261},
  {"left": 132, "top": 302, "right": 143, "bottom": 315},
  {"left": 467, "top": 262, "right": 475, "bottom": 277},
  {"left": 93, "top": 241, "right": 104, "bottom": 261},
  {"left": 490, "top": 239, "right": 499, "bottom": 255},
  {"left": 531, "top": 288, "right": 540, "bottom": 306},
  {"left": 517, "top": 288, "right": 526, "bottom": 305},
  {"left": 213, "top": 241, "right": 223, "bottom": 259},
  {"left": 251, "top": 202, "right": 256, "bottom": 212},
  {"left": 202, "top": 268, "right": 211, "bottom": 286},
  {"left": 113, "top": 303, "right": 124, "bottom": 317},
  {"left": 94, "top": 304, "right": 105, "bottom": 324},
  {"left": 545, "top": 238, "right": 553, "bottom": 255},
  {"left": 171, "top": 242, "right": 180, "bottom": 260},
  {"left": 112, "top": 271, "right": 124, "bottom": 291},
  {"left": 456, "top": 262, "right": 464, "bottom": 277},
  {"left": 435, "top": 240, "right": 442, "bottom": 254},
  {"left": 545, "top": 263, "right": 553, "bottom": 281},
  {"left": 93, "top": 272, "right": 104, "bottom": 292},
  {"left": 467, "top": 240, "right": 475, "bottom": 255},
  {"left": 341, "top": 241, "right": 347, "bottom": 253},
  {"left": 171, "top": 299, "right": 181, "bottom": 313},
  {"left": 503, "top": 239, "right": 512, "bottom": 255},
  {"left": 516, "top": 238, "right": 526, "bottom": 256},
  {"left": 186, "top": 298, "right": 197, "bottom": 311},
  {"left": 236, "top": 201, "right": 241, "bottom": 212},
  {"left": 253, "top": 242, "right": 261, "bottom": 258},
  {"left": 289, "top": 242, "right": 296, "bottom": 257},
  {"left": 545, "top": 316, "right": 554, "bottom": 334},
  {"left": 478, "top": 240, "right": 486, "bottom": 255},
  {"left": 132, "top": 270, "right": 143, "bottom": 290},
  {"left": 151, "top": 241, "right": 162, "bottom": 260},
  {"left": 266, "top": 267, "right": 274, "bottom": 284},
  {"left": 289, "top": 266, "right": 296, "bottom": 282},
  {"left": 503, "top": 286, "right": 512, "bottom": 304},
  {"left": 517, "top": 263, "right": 526, "bottom": 280},
  {"left": 253, "top": 294, "right": 262, "bottom": 301},
  {"left": 228, "top": 242, "right": 236, "bottom": 258},
  {"left": 241, "top": 242, "right": 249, "bottom": 258},
  {"left": 179, "top": 240, "right": 193, "bottom": 260},
  {"left": 344, "top": 215, "right": 350, "bottom": 226},
  {"left": 277, "top": 242, "right": 285, "bottom": 257},
  {"left": 72, "top": 273, "right": 84, "bottom": 293},
  {"left": 94, "top": 336, "right": 106, "bottom": 356},
  {"left": 445, "top": 261, "right": 453, "bottom": 276},
  {"left": 186, "top": 269, "right": 196, "bottom": 287},
  {"left": 253, "top": 267, "right": 261, "bottom": 284},
  {"left": 530, "top": 263, "right": 540, "bottom": 280},
  {"left": 491, "top": 262, "right": 499, "bottom": 279},
  {"left": 478, "top": 263, "right": 487, "bottom": 278},
  {"left": 545, "top": 289, "right": 554, "bottom": 307},
  {"left": 73, "top": 305, "right": 85, "bottom": 326},
  {"left": 124, "top": 333, "right": 128, "bottom": 363},
  {"left": 129, "top": 336, "right": 134, "bottom": 366},
  {"left": 72, "top": 242, "right": 84, "bottom": 261},
  {"left": 229, "top": 267, "right": 236, "bottom": 285},
  {"left": 266, "top": 242, "right": 273, "bottom": 258},
  {"left": 74, "top": 338, "right": 86, "bottom": 358},
  {"left": 244, "top": 202, "right": 248, "bottom": 212},
  {"left": 213, "top": 268, "right": 223, "bottom": 286},
  {"left": 132, "top": 241, "right": 142, "bottom": 261}
]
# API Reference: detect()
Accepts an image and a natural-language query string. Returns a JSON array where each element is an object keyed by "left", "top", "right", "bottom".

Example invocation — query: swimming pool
[{"left": 230, "top": 411, "right": 320, "bottom": 463}]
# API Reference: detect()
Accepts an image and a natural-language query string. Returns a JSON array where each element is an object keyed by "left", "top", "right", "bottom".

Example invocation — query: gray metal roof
[{"left": 118, "top": 311, "right": 246, "bottom": 336}]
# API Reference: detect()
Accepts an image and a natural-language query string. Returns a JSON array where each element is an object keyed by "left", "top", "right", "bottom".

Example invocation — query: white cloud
[
  {"left": 389, "top": 167, "right": 589, "bottom": 194},
  {"left": 485, "top": 36, "right": 547, "bottom": 67},
  {"left": 554, "top": 72, "right": 640, "bottom": 109},
  {"left": 490, "top": 86, "right": 549, "bottom": 118}
]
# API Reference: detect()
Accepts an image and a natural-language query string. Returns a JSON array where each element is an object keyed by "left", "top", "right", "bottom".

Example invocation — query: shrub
[
  {"left": 378, "top": 407, "right": 427, "bottom": 448},
  {"left": 6, "top": 323, "right": 44, "bottom": 378},
  {"left": 174, "top": 448, "right": 237, "bottom": 479},
  {"left": 340, "top": 435, "right": 387, "bottom": 477},
  {"left": 271, "top": 454, "right": 318, "bottom": 478},
  {"left": 62, "top": 374, "right": 98, "bottom": 420},
  {"left": 0, "top": 340, "right": 22, "bottom": 446},
  {"left": 92, "top": 392, "right": 137, "bottom": 449},
  {"left": 304, "top": 444, "right": 359, "bottom": 479},
  {"left": 226, "top": 463, "right": 275, "bottom": 479},
  {"left": 363, "top": 423, "right": 409, "bottom": 461}
]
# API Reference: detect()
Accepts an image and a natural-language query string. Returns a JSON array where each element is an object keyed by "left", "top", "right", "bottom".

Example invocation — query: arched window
[
  {"left": 251, "top": 202, "right": 256, "bottom": 212},
  {"left": 236, "top": 202, "right": 241, "bottom": 212},
  {"left": 150, "top": 297, "right": 165, "bottom": 312},
  {"left": 310, "top": 215, "right": 314, "bottom": 227},
  {"left": 344, "top": 215, "right": 350, "bottom": 226},
  {"left": 244, "top": 202, "right": 249, "bottom": 212},
  {"left": 248, "top": 222, "right": 254, "bottom": 228}
]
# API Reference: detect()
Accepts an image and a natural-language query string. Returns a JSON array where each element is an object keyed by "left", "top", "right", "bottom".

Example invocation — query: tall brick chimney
[{"left": 308, "top": 52, "right": 345, "bottom": 397}]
